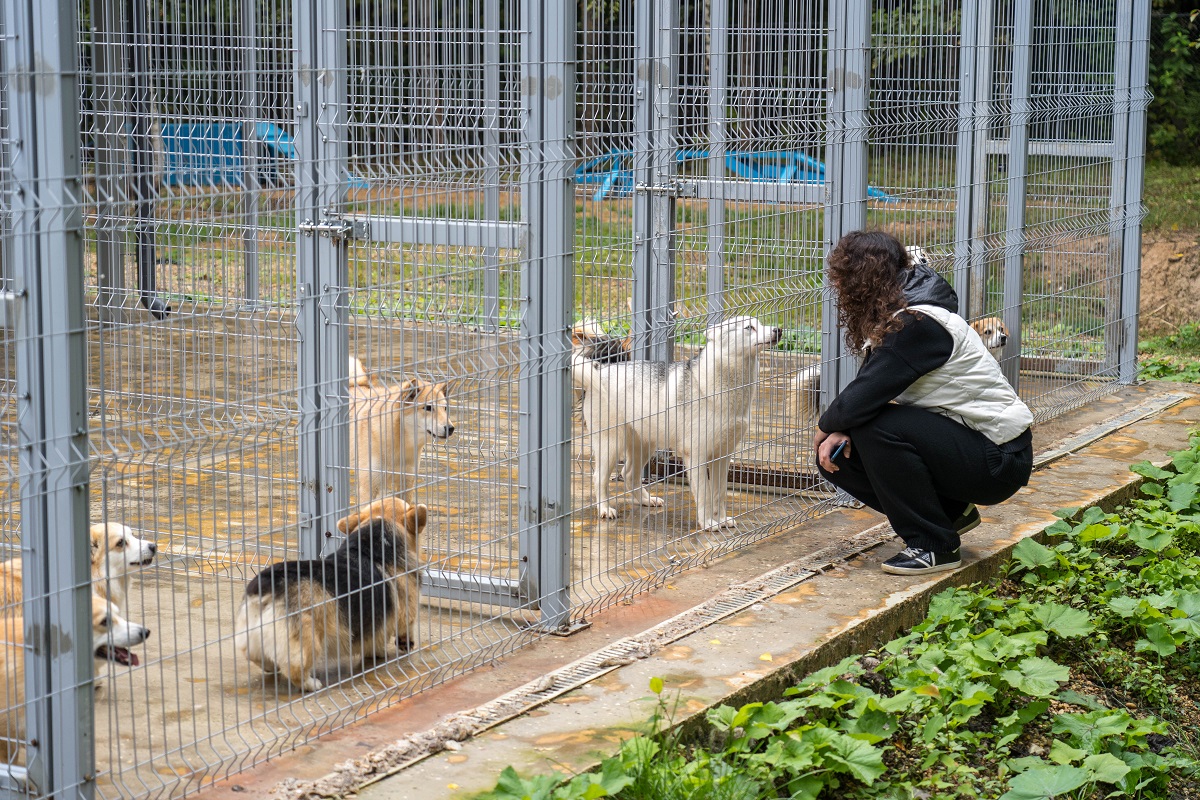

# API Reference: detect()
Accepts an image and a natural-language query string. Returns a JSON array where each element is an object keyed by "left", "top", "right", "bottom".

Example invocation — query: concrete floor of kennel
[{"left": 61, "top": 310, "right": 1129, "bottom": 798}]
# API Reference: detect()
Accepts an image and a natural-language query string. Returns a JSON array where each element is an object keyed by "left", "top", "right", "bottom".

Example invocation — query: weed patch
[{"left": 479, "top": 437, "right": 1200, "bottom": 800}]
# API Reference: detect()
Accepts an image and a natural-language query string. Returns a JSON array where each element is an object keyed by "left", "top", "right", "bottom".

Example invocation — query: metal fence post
[
  {"left": 484, "top": 0, "right": 502, "bottom": 333},
  {"left": 632, "top": 0, "right": 677, "bottom": 360},
  {"left": 93, "top": 0, "right": 128, "bottom": 324},
  {"left": 820, "top": 0, "right": 870, "bottom": 409},
  {"left": 3, "top": 0, "right": 95, "bottom": 793},
  {"left": 1001, "top": 0, "right": 1032, "bottom": 389},
  {"left": 952, "top": 0, "right": 982, "bottom": 318},
  {"left": 968, "top": 0, "right": 995, "bottom": 318},
  {"left": 706, "top": 0, "right": 728, "bottom": 325},
  {"left": 294, "top": 0, "right": 350, "bottom": 558},
  {"left": 1112, "top": 0, "right": 1151, "bottom": 383},
  {"left": 242, "top": 0, "right": 260, "bottom": 308},
  {"left": 518, "top": 0, "right": 575, "bottom": 629}
]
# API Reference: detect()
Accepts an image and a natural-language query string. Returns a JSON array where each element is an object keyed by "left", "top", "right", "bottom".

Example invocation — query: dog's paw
[
  {"left": 638, "top": 495, "right": 665, "bottom": 508},
  {"left": 719, "top": 516, "right": 738, "bottom": 529},
  {"left": 598, "top": 505, "right": 619, "bottom": 519},
  {"left": 397, "top": 634, "right": 414, "bottom": 653},
  {"left": 300, "top": 676, "right": 323, "bottom": 693}
]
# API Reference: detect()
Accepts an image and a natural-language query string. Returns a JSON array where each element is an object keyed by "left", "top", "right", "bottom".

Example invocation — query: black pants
[{"left": 816, "top": 404, "right": 1033, "bottom": 552}]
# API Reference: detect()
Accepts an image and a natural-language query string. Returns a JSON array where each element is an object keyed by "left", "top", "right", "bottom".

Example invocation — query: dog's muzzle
[{"left": 768, "top": 327, "right": 783, "bottom": 345}]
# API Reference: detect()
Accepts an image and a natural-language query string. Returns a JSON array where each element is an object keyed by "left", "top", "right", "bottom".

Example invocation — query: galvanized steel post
[
  {"left": 518, "top": 0, "right": 576, "bottom": 629},
  {"left": 3, "top": 0, "right": 96, "bottom": 792},
  {"left": 294, "top": 0, "right": 350, "bottom": 558},
  {"left": 821, "top": 0, "right": 870, "bottom": 409},
  {"left": 1001, "top": 0, "right": 1033, "bottom": 389}
]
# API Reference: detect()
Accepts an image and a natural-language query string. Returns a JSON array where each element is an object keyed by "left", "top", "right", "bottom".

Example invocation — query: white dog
[{"left": 573, "top": 315, "right": 782, "bottom": 530}]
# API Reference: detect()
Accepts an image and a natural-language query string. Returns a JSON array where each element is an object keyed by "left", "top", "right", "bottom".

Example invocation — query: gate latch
[
  {"left": 634, "top": 181, "right": 697, "bottom": 198},
  {"left": 298, "top": 215, "right": 369, "bottom": 242}
]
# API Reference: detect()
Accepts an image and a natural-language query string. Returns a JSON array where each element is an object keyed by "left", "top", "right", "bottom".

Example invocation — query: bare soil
[{"left": 1140, "top": 232, "right": 1200, "bottom": 336}]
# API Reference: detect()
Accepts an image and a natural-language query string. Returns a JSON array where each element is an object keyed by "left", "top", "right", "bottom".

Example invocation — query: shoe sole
[
  {"left": 881, "top": 560, "right": 962, "bottom": 576},
  {"left": 957, "top": 516, "right": 981, "bottom": 535}
]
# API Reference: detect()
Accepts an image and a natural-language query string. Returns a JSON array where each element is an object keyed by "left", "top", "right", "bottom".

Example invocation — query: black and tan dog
[{"left": 233, "top": 497, "right": 426, "bottom": 693}]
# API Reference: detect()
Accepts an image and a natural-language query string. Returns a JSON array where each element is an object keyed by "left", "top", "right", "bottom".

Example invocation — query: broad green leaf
[
  {"left": 786, "top": 774, "right": 825, "bottom": 800},
  {"left": 706, "top": 706, "right": 738, "bottom": 731},
  {"left": 1012, "top": 538, "right": 1056, "bottom": 570},
  {"left": 841, "top": 707, "right": 898, "bottom": 744},
  {"left": 1056, "top": 690, "right": 1107, "bottom": 712},
  {"left": 1141, "top": 482, "right": 1164, "bottom": 497},
  {"left": 1167, "top": 480, "right": 1199, "bottom": 511},
  {"left": 1077, "top": 523, "right": 1115, "bottom": 542},
  {"left": 1107, "top": 597, "right": 1140, "bottom": 618},
  {"left": 1128, "top": 522, "right": 1173, "bottom": 552},
  {"left": 921, "top": 713, "right": 945, "bottom": 744},
  {"left": 998, "top": 765, "right": 1090, "bottom": 800},
  {"left": 1168, "top": 591, "right": 1200, "bottom": 638},
  {"left": 1048, "top": 739, "right": 1086, "bottom": 765},
  {"left": 1083, "top": 752, "right": 1131, "bottom": 784},
  {"left": 1000, "top": 657, "right": 1070, "bottom": 698},
  {"left": 825, "top": 733, "right": 886, "bottom": 784},
  {"left": 1131, "top": 461, "right": 1172, "bottom": 481},
  {"left": 1028, "top": 603, "right": 1093, "bottom": 638},
  {"left": 1052, "top": 710, "right": 1132, "bottom": 751},
  {"left": 1053, "top": 507, "right": 1080, "bottom": 519},
  {"left": 491, "top": 766, "right": 559, "bottom": 800},
  {"left": 1136, "top": 622, "right": 1178, "bottom": 656}
]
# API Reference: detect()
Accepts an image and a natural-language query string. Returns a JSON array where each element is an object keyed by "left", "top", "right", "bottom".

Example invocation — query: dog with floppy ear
[
  {"left": 969, "top": 317, "right": 1008, "bottom": 361},
  {"left": 233, "top": 496, "right": 426, "bottom": 693},
  {"left": 349, "top": 357, "right": 455, "bottom": 503}
]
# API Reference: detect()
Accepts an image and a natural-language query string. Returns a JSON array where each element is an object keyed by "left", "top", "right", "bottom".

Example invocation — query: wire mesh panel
[{"left": 0, "top": 0, "right": 1150, "bottom": 796}]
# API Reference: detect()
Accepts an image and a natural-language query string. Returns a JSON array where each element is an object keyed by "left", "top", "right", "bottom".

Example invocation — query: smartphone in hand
[{"left": 831, "top": 440, "right": 847, "bottom": 461}]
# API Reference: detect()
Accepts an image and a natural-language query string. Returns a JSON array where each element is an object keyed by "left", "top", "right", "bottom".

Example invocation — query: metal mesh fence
[{"left": 0, "top": 0, "right": 1148, "bottom": 796}]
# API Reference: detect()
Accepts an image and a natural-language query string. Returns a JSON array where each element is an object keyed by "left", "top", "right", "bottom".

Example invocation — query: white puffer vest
[{"left": 893, "top": 304, "right": 1033, "bottom": 445}]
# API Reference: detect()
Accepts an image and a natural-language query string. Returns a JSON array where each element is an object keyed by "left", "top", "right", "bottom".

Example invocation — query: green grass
[{"left": 1143, "top": 160, "right": 1200, "bottom": 234}]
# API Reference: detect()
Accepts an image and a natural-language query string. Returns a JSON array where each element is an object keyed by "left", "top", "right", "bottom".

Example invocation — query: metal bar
[
  {"left": 631, "top": 0, "right": 675, "bottom": 361},
  {"left": 93, "top": 0, "right": 127, "bottom": 324},
  {"left": 984, "top": 139, "right": 1113, "bottom": 158},
  {"left": 242, "top": 0, "right": 260, "bottom": 308},
  {"left": 129, "top": 0, "right": 169, "bottom": 319},
  {"left": 3, "top": 0, "right": 95, "bottom": 792},
  {"left": 1001, "top": 0, "right": 1033, "bottom": 389},
  {"left": 351, "top": 214, "right": 522, "bottom": 250},
  {"left": 536, "top": 0, "right": 576, "bottom": 630},
  {"left": 706, "top": 0, "right": 728, "bottom": 325},
  {"left": 1118, "top": 0, "right": 1151, "bottom": 383},
  {"left": 421, "top": 569, "right": 523, "bottom": 606},
  {"left": 952, "top": 0, "right": 980, "bottom": 317},
  {"left": 517, "top": 0, "right": 543, "bottom": 613},
  {"left": 1106, "top": 1, "right": 1133, "bottom": 375},
  {"left": 294, "top": 0, "right": 350, "bottom": 558},
  {"left": 686, "top": 179, "right": 824, "bottom": 205},
  {"left": 483, "top": 0, "right": 502, "bottom": 332},
  {"left": 968, "top": 0, "right": 995, "bottom": 318},
  {"left": 820, "top": 0, "right": 870, "bottom": 409}
]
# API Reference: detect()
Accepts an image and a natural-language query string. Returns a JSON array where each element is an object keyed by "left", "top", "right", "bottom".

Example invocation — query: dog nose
[
  {"left": 999, "top": 334, "right": 1008, "bottom": 345},
  {"left": 770, "top": 327, "right": 782, "bottom": 344},
  {"left": 446, "top": 425, "right": 455, "bottom": 436},
  {"left": 148, "top": 543, "right": 157, "bottom": 555},
  {"left": 141, "top": 628, "right": 151, "bottom": 642}
]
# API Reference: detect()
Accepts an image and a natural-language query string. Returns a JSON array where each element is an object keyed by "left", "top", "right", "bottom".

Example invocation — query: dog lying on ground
[
  {"left": 0, "top": 594, "right": 150, "bottom": 762},
  {"left": 573, "top": 315, "right": 782, "bottom": 530},
  {"left": 348, "top": 357, "right": 455, "bottom": 503},
  {"left": 0, "top": 523, "right": 155, "bottom": 658},
  {"left": 233, "top": 496, "right": 426, "bottom": 693}
]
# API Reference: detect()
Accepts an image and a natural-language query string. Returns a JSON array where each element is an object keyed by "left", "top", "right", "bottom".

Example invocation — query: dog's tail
[
  {"left": 349, "top": 356, "right": 372, "bottom": 388},
  {"left": 793, "top": 363, "right": 821, "bottom": 423}
]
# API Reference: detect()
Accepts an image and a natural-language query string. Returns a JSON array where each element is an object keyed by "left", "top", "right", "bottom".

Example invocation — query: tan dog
[
  {"left": 0, "top": 523, "right": 156, "bottom": 612},
  {"left": 234, "top": 497, "right": 426, "bottom": 693},
  {"left": 0, "top": 595, "right": 150, "bottom": 762},
  {"left": 349, "top": 358, "right": 455, "bottom": 503},
  {"left": 969, "top": 317, "right": 1008, "bottom": 361}
]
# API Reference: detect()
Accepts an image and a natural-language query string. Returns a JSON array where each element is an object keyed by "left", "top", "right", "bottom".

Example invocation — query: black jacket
[{"left": 818, "top": 266, "right": 959, "bottom": 433}]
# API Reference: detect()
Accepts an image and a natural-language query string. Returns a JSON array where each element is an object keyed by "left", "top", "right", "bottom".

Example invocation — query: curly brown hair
[{"left": 826, "top": 230, "right": 910, "bottom": 352}]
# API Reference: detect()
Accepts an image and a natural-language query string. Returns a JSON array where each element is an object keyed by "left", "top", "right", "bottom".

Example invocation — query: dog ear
[
  {"left": 404, "top": 504, "right": 428, "bottom": 537},
  {"left": 336, "top": 510, "right": 360, "bottom": 534},
  {"left": 435, "top": 381, "right": 449, "bottom": 399},
  {"left": 401, "top": 378, "right": 422, "bottom": 403}
]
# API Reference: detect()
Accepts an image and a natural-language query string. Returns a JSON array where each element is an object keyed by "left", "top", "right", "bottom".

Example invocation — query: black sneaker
[
  {"left": 882, "top": 546, "right": 962, "bottom": 575},
  {"left": 953, "top": 504, "right": 981, "bottom": 534}
]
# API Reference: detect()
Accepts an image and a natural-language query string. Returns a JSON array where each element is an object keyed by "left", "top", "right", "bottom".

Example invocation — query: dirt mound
[{"left": 1140, "top": 232, "right": 1200, "bottom": 336}]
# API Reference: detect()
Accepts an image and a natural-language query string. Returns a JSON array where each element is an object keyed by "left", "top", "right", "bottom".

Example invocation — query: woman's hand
[{"left": 817, "top": 432, "right": 852, "bottom": 473}]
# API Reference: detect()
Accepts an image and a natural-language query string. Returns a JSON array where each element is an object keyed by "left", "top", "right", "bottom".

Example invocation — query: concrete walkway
[{"left": 196, "top": 382, "right": 1200, "bottom": 800}]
